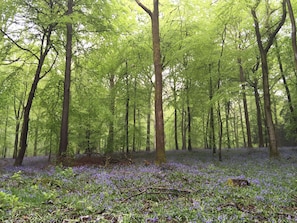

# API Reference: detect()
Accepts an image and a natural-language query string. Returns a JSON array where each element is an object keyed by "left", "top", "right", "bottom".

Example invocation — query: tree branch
[
  {"left": 40, "top": 46, "right": 59, "bottom": 79},
  {"left": 135, "top": 0, "right": 153, "bottom": 18},
  {"left": 0, "top": 29, "right": 39, "bottom": 60},
  {"left": 264, "top": 0, "right": 287, "bottom": 53}
]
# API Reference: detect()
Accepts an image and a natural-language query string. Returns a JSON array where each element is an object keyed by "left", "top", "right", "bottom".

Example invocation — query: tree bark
[
  {"left": 209, "top": 77, "right": 216, "bottom": 153},
  {"left": 225, "top": 101, "right": 231, "bottom": 148},
  {"left": 58, "top": 0, "right": 73, "bottom": 160},
  {"left": 217, "top": 102, "right": 223, "bottom": 161},
  {"left": 125, "top": 63, "right": 130, "bottom": 153},
  {"left": 13, "top": 93, "right": 25, "bottom": 159},
  {"left": 252, "top": 80, "right": 264, "bottom": 147},
  {"left": 238, "top": 58, "right": 252, "bottom": 148},
  {"left": 33, "top": 117, "right": 39, "bottom": 157},
  {"left": 251, "top": 1, "right": 286, "bottom": 158},
  {"left": 238, "top": 101, "right": 247, "bottom": 148},
  {"left": 106, "top": 74, "right": 115, "bottom": 154},
  {"left": 186, "top": 80, "right": 192, "bottom": 151},
  {"left": 173, "top": 77, "right": 179, "bottom": 150},
  {"left": 132, "top": 78, "right": 137, "bottom": 152},
  {"left": 2, "top": 106, "right": 9, "bottom": 158},
  {"left": 181, "top": 107, "right": 187, "bottom": 150},
  {"left": 136, "top": 0, "right": 166, "bottom": 164},
  {"left": 146, "top": 86, "right": 152, "bottom": 152}
]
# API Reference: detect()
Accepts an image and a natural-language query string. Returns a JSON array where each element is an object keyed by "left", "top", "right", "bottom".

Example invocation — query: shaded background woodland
[{"left": 0, "top": 0, "right": 297, "bottom": 159}]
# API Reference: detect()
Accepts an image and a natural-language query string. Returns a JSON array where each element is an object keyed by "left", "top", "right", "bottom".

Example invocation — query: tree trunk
[
  {"left": 2, "top": 106, "right": 9, "bottom": 158},
  {"left": 252, "top": 80, "right": 265, "bottom": 147},
  {"left": 203, "top": 112, "right": 209, "bottom": 149},
  {"left": 251, "top": 1, "right": 286, "bottom": 157},
  {"left": 125, "top": 64, "right": 130, "bottom": 153},
  {"left": 146, "top": 86, "right": 152, "bottom": 152},
  {"left": 136, "top": 0, "right": 166, "bottom": 164},
  {"left": 14, "top": 52, "right": 49, "bottom": 166},
  {"left": 132, "top": 78, "right": 137, "bottom": 152},
  {"left": 233, "top": 108, "right": 239, "bottom": 148},
  {"left": 186, "top": 80, "right": 192, "bottom": 151},
  {"left": 238, "top": 102, "right": 247, "bottom": 148},
  {"left": 225, "top": 101, "right": 231, "bottom": 148},
  {"left": 33, "top": 117, "right": 39, "bottom": 157},
  {"left": 275, "top": 40, "right": 297, "bottom": 134},
  {"left": 58, "top": 0, "right": 73, "bottom": 159},
  {"left": 13, "top": 94, "right": 24, "bottom": 159},
  {"left": 106, "top": 74, "right": 115, "bottom": 154},
  {"left": 217, "top": 102, "right": 223, "bottom": 161},
  {"left": 173, "top": 78, "right": 179, "bottom": 150},
  {"left": 181, "top": 107, "right": 187, "bottom": 150},
  {"left": 208, "top": 66, "right": 216, "bottom": 153},
  {"left": 238, "top": 58, "right": 252, "bottom": 148}
]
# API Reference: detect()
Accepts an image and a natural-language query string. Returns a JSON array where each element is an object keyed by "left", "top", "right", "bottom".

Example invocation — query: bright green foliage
[
  {"left": 0, "top": 0, "right": 296, "bottom": 158},
  {"left": 0, "top": 191, "right": 20, "bottom": 211}
]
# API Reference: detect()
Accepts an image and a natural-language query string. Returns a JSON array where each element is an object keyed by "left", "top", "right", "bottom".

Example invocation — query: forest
[
  {"left": 1, "top": 0, "right": 297, "bottom": 164},
  {"left": 0, "top": 0, "right": 297, "bottom": 222}
]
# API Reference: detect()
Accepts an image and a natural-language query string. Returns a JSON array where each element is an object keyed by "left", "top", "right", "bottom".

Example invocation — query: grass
[{"left": 0, "top": 147, "right": 296, "bottom": 222}]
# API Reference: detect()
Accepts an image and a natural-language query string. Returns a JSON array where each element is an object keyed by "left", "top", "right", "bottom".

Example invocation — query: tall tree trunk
[
  {"left": 225, "top": 101, "right": 231, "bottom": 148},
  {"left": 233, "top": 108, "right": 239, "bottom": 148},
  {"left": 186, "top": 80, "right": 192, "bottom": 151},
  {"left": 238, "top": 58, "right": 252, "bottom": 148},
  {"left": 203, "top": 112, "right": 209, "bottom": 149},
  {"left": 33, "top": 117, "right": 39, "bottom": 157},
  {"left": 106, "top": 74, "right": 115, "bottom": 154},
  {"left": 125, "top": 64, "right": 130, "bottom": 153},
  {"left": 252, "top": 80, "right": 265, "bottom": 147},
  {"left": 250, "top": 58, "right": 265, "bottom": 148},
  {"left": 2, "top": 106, "right": 9, "bottom": 158},
  {"left": 208, "top": 65, "right": 216, "bottom": 153},
  {"left": 58, "top": 0, "right": 73, "bottom": 159},
  {"left": 251, "top": 1, "right": 286, "bottom": 158},
  {"left": 286, "top": 0, "right": 297, "bottom": 70},
  {"left": 238, "top": 102, "right": 247, "bottom": 147},
  {"left": 136, "top": 0, "right": 166, "bottom": 164},
  {"left": 13, "top": 94, "right": 25, "bottom": 159},
  {"left": 146, "top": 86, "right": 152, "bottom": 152},
  {"left": 215, "top": 26, "right": 226, "bottom": 153},
  {"left": 181, "top": 107, "right": 187, "bottom": 150},
  {"left": 173, "top": 78, "right": 179, "bottom": 150},
  {"left": 14, "top": 50, "right": 52, "bottom": 166},
  {"left": 132, "top": 78, "right": 137, "bottom": 152},
  {"left": 217, "top": 102, "right": 223, "bottom": 161},
  {"left": 275, "top": 39, "right": 297, "bottom": 134},
  {"left": 13, "top": 121, "right": 20, "bottom": 159}
]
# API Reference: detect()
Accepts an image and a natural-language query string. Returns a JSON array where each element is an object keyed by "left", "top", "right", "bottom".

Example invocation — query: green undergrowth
[{"left": 0, "top": 148, "right": 296, "bottom": 222}]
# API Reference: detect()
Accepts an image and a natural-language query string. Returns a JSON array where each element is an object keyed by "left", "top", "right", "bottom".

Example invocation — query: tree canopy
[{"left": 0, "top": 0, "right": 296, "bottom": 162}]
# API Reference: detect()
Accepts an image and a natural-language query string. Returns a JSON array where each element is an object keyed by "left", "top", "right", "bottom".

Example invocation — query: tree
[
  {"left": 251, "top": 0, "right": 287, "bottom": 158},
  {"left": 58, "top": 0, "right": 73, "bottom": 160},
  {"left": 136, "top": 0, "right": 166, "bottom": 164},
  {"left": 1, "top": 0, "right": 60, "bottom": 166}
]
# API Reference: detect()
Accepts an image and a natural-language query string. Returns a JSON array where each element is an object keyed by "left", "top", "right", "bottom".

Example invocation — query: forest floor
[{"left": 0, "top": 147, "right": 296, "bottom": 222}]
